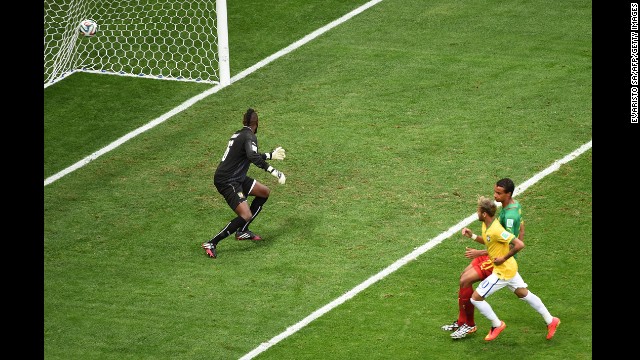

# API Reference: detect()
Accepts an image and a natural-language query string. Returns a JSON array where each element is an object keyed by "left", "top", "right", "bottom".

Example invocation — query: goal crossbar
[{"left": 44, "top": 0, "right": 230, "bottom": 88}]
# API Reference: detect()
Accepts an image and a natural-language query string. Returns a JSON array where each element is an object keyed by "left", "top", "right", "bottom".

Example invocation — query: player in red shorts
[
  {"left": 470, "top": 254, "right": 494, "bottom": 281},
  {"left": 443, "top": 178, "right": 524, "bottom": 339}
]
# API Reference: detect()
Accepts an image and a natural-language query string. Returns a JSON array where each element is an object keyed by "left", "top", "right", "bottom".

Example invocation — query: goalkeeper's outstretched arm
[
  {"left": 266, "top": 166, "right": 286, "bottom": 184},
  {"left": 264, "top": 146, "right": 286, "bottom": 160}
]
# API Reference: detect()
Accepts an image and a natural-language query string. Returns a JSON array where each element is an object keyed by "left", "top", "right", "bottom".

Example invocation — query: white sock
[
  {"left": 470, "top": 298, "right": 502, "bottom": 327},
  {"left": 520, "top": 291, "right": 553, "bottom": 324}
]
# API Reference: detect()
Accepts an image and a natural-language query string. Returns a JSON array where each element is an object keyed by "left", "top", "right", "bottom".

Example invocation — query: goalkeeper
[{"left": 202, "top": 108, "right": 287, "bottom": 258}]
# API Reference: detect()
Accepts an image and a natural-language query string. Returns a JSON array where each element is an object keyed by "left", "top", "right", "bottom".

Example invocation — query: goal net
[{"left": 44, "top": 0, "right": 230, "bottom": 88}]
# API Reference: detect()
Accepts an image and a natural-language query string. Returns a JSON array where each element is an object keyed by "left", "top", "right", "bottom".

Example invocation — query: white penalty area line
[
  {"left": 43, "top": 0, "right": 386, "bottom": 187},
  {"left": 239, "top": 139, "right": 592, "bottom": 360}
]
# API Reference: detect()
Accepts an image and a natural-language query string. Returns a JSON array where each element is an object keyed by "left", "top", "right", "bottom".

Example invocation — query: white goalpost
[{"left": 44, "top": 0, "right": 231, "bottom": 89}]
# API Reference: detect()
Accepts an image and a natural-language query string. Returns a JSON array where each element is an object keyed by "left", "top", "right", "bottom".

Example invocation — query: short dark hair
[
  {"left": 496, "top": 178, "right": 515, "bottom": 195},
  {"left": 243, "top": 108, "right": 257, "bottom": 126}
]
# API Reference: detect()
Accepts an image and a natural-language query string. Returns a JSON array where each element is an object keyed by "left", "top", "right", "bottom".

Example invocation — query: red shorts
[{"left": 472, "top": 255, "right": 494, "bottom": 279}]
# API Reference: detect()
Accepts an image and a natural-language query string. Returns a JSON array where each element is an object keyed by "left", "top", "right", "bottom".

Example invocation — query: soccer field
[{"left": 44, "top": 1, "right": 592, "bottom": 359}]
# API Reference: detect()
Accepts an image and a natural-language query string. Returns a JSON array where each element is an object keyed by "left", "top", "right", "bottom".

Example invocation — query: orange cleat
[
  {"left": 484, "top": 321, "right": 506, "bottom": 341},
  {"left": 546, "top": 317, "right": 560, "bottom": 340}
]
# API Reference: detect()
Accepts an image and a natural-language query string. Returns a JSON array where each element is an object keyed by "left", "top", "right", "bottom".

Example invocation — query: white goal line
[{"left": 44, "top": 0, "right": 386, "bottom": 187}]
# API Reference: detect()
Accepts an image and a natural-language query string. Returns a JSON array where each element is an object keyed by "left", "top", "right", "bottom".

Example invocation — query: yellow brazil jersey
[{"left": 482, "top": 218, "right": 518, "bottom": 280}]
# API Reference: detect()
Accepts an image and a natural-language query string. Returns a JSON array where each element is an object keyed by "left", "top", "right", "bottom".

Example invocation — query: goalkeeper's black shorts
[{"left": 214, "top": 176, "right": 256, "bottom": 210}]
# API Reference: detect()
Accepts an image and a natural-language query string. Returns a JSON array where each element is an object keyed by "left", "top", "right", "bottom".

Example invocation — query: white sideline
[
  {"left": 239, "top": 140, "right": 592, "bottom": 360},
  {"left": 43, "top": 0, "right": 386, "bottom": 187}
]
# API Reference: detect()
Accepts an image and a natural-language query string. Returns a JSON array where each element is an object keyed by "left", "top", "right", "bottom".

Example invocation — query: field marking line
[
  {"left": 43, "top": 0, "right": 385, "bottom": 187},
  {"left": 238, "top": 139, "right": 592, "bottom": 360}
]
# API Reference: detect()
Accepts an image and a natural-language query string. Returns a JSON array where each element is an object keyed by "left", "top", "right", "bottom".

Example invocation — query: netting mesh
[{"left": 44, "top": 0, "right": 224, "bottom": 87}]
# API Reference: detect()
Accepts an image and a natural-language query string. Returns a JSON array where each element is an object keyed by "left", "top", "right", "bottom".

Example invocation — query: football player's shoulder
[
  {"left": 514, "top": 200, "right": 522, "bottom": 215},
  {"left": 241, "top": 127, "right": 256, "bottom": 139},
  {"left": 237, "top": 127, "right": 252, "bottom": 140},
  {"left": 505, "top": 201, "right": 521, "bottom": 215},
  {"left": 494, "top": 221, "right": 512, "bottom": 240},
  {"left": 250, "top": 129, "right": 258, "bottom": 140}
]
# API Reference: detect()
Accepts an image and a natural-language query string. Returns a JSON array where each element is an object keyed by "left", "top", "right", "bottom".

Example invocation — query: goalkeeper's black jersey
[{"left": 214, "top": 126, "right": 270, "bottom": 184}]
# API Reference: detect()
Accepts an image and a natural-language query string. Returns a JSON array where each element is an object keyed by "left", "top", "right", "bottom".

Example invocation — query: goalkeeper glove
[
  {"left": 265, "top": 146, "right": 286, "bottom": 160},
  {"left": 267, "top": 166, "right": 286, "bottom": 184}
]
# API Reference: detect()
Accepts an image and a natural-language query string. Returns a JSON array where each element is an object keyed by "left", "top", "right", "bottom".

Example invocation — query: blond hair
[{"left": 478, "top": 196, "right": 497, "bottom": 217}]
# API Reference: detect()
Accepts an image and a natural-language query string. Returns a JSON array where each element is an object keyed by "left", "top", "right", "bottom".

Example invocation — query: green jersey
[{"left": 498, "top": 200, "right": 522, "bottom": 239}]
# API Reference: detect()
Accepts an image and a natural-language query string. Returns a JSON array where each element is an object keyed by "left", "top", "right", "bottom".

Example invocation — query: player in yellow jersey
[
  {"left": 445, "top": 178, "right": 524, "bottom": 339},
  {"left": 460, "top": 196, "right": 560, "bottom": 341}
]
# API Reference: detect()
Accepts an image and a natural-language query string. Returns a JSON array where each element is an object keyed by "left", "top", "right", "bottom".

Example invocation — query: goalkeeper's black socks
[
  {"left": 239, "top": 197, "right": 268, "bottom": 232},
  {"left": 250, "top": 196, "right": 267, "bottom": 214},
  {"left": 211, "top": 216, "right": 247, "bottom": 246}
]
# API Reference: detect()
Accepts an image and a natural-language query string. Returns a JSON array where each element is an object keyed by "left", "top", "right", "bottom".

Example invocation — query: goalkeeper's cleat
[
  {"left": 546, "top": 317, "right": 560, "bottom": 340},
  {"left": 202, "top": 242, "right": 217, "bottom": 258},
  {"left": 441, "top": 321, "right": 460, "bottom": 331},
  {"left": 450, "top": 323, "right": 477, "bottom": 339},
  {"left": 484, "top": 321, "right": 506, "bottom": 341},
  {"left": 236, "top": 229, "right": 262, "bottom": 241}
]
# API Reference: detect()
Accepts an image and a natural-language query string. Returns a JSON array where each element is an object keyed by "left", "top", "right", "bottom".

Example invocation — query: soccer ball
[{"left": 78, "top": 19, "right": 98, "bottom": 37}]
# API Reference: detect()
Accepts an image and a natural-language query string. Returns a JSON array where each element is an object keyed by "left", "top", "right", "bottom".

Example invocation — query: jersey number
[
  {"left": 221, "top": 140, "right": 234, "bottom": 161},
  {"left": 221, "top": 134, "right": 239, "bottom": 161}
]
